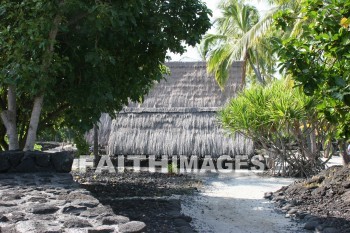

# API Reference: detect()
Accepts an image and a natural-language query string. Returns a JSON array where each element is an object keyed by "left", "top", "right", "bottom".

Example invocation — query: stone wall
[{"left": 0, "top": 151, "right": 74, "bottom": 173}]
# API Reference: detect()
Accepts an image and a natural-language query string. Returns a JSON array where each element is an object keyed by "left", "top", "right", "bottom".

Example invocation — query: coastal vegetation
[{"left": 214, "top": 0, "right": 350, "bottom": 175}]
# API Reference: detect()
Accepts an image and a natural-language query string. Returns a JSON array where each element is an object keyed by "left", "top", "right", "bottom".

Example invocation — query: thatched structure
[
  {"left": 85, "top": 113, "right": 112, "bottom": 147},
  {"left": 104, "top": 61, "right": 253, "bottom": 157}
]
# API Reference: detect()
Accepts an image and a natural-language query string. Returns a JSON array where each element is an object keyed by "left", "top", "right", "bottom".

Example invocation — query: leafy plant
[
  {"left": 275, "top": 0, "right": 350, "bottom": 144},
  {"left": 167, "top": 163, "right": 178, "bottom": 174},
  {"left": 220, "top": 79, "right": 332, "bottom": 177},
  {"left": 0, "top": 0, "right": 212, "bottom": 151},
  {"left": 34, "top": 144, "right": 42, "bottom": 151}
]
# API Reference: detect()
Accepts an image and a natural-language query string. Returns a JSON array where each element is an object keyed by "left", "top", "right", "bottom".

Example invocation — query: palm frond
[
  {"left": 207, "top": 43, "right": 233, "bottom": 89},
  {"left": 200, "top": 34, "right": 228, "bottom": 58},
  {"left": 227, "top": 6, "right": 279, "bottom": 61}
]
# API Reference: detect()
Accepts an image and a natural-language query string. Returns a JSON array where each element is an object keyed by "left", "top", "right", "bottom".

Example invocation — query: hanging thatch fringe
[{"left": 107, "top": 112, "right": 252, "bottom": 157}]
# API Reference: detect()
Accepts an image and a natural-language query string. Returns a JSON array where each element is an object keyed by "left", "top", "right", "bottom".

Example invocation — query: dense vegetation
[
  {"left": 216, "top": 0, "right": 350, "bottom": 175},
  {"left": 0, "top": 0, "right": 211, "bottom": 151},
  {"left": 276, "top": 0, "right": 350, "bottom": 161}
]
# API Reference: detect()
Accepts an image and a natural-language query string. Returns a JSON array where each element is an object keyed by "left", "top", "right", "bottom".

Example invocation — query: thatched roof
[
  {"left": 105, "top": 61, "right": 253, "bottom": 157},
  {"left": 125, "top": 62, "right": 242, "bottom": 110}
]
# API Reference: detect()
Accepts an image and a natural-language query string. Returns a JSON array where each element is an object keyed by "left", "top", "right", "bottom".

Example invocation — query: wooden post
[{"left": 93, "top": 124, "right": 100, "bottom": 167}]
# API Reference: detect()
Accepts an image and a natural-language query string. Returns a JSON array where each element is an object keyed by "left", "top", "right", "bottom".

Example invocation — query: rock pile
[
  {"left": 0, "top": 173, "right": 146, "bottom": 233},
  {"left": 0, "top": 151, "right": 73, "bottom": 173},
  {"left": 265, "top": 165, "right": 350, "bottom": 233}
]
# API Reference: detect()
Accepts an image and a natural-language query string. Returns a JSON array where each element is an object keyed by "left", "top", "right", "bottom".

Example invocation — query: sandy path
[{"left": 181, "top": 171, "right": 306, "bottom": 233}]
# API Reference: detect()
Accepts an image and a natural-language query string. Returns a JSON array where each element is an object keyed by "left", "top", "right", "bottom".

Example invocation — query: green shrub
[
  {"left": 220, "top": 79, "right": 333, "bottom": 177},
  {"left": 34, "top": 144, "right": 42, "bottom": 151}
]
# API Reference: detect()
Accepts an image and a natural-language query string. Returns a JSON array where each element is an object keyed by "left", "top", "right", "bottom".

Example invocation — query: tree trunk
[
  {"left": 240, "top": 50, "right": 249, "bottom": 88},
  {"left": 248, "top": 55, "right": 264, "bottom": 85},
  {"left": 310, "top": 129, "right": 317, "bottom": 155},
  {"left": 324, "top": 141, "right": 331, "bottom": 158},
  {"left": 340, "top": 140, "right": 350, "bottom": 165},
  {"left": 93, "top": 124, "right": 100, "bottom": 167},
  {"left": 24, "top": 6, "right": 63, "bottom": 151},
  {"left": 24, "top": 96, "right": 44, "bottom": 151},
  {"left": 0, "top": 85, "right": 19, "bottom": 150}
]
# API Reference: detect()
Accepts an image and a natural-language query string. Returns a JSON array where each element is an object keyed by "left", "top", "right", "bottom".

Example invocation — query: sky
[{"left": 168, "top": 0, "right": 272, "bottom": 61}]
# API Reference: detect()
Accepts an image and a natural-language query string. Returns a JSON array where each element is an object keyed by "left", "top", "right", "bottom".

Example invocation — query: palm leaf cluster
[{"left": 201, "top": 0, "right": 301, "bottom": 88}]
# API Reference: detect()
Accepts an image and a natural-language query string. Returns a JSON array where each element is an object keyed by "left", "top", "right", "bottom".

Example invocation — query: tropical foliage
[
  {"left": 0, "top": 0, "right": 211, "bottom": 151},
  {"left": 200, "top": 0, "right": 301, "bottom": 88},
  {"left": 220, "top": 79, "right": 332, "bottom": 177},
  {"left": 201, "top": 0, "right": 265, "bottom": 87},
  {"left": 203, "top": 0, "right": 350, "bottom": 175},
  {"left": 275, "top": 0, "right": 350, "bottom": 162}
]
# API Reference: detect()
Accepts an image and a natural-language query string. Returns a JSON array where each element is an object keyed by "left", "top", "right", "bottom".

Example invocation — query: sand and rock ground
[
  {"left": 268, "top": 164, "right": 350, "bottom": 233},
  {"left": 1, "top": 156, "right": 350, "bottom": 233},
  {"left": 72, "top": 170, "right": 201, "bottom": 233},
  {"left": 181, "top": 171, "right": 307, "bottom": 233}
]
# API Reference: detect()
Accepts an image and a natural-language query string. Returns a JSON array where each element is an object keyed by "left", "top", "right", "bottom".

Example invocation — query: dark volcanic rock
[
  {"left": 63, "top": 218, "right": 92, "bottom": 228},
  {"left": 0, "top": 214, "right": 9, "bottom": 222},
  {"left": 73, "top": 170, "right": 199, "bottom": 233},
  {"left": 29, "top": 205, "right": 59, "bottom": 214},
  {"left": 51, "top": 151, "right": 74, "bottom": 173},
  {"left": 8, "top": 151, "right": 25, "bottom": 167},
  {"left": 0, "top": 151, "right": 73, "bottom": 173},
  {"left": 0, "top": 153, "right": 11, "bottom": 172},
  {"left": 304, "top": 220, "right": 321, "bottom": 230},
  {"left": 14, "top": 156, "right": 38, "bottom": 172},
  {"left": 24, "top": 151, "right": 51, "bottom": 167},
  {"left": 1, "top": 193, "right": 23, "bottom": 201},
  {"left": 102, "top": 216, "right": 130, "bottom": 225},
  {"left": 271, "top": 164, "right": 350, "bottom": 233},
  {"left": 118, "top": 221, "right": 146, "bottom": 233},
  {"left": 0, "top": 201, "right": 17, "bottom": 207},
  {"left": 6, "top": 212, "right": 27, "bottom": 222},
  {"left": 87, "top": 227, "right": 116, "bottom": 233},
  {"left": 62, "top": 205, "right": 87, "bottom": 215}
]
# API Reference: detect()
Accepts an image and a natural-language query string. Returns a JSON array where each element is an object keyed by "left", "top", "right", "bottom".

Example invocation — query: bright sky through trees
[{"left": 168, "top": 0, "right": 271, "bottom": 61}]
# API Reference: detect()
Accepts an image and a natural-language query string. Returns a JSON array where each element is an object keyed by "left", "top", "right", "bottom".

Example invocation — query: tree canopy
[
  {"left": 0, "top": 0, "right": 212, "bottom": 150},
  {"left": 276, "top": 0, "right": 350, "bottom": 140}
]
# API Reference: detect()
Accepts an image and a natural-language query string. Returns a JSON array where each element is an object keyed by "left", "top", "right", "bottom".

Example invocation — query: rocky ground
[
  {"left": 72, "top": 170, "right": 201, "bottom": 233},
  {"left": 265, "top": 165, "right": 350, "bottom": 233},
  {"left": 3, "top": 161, "right": 350, "bottom": 233},
  {"left": 0, "top": 172, "right": 146, "bottom": 233}
]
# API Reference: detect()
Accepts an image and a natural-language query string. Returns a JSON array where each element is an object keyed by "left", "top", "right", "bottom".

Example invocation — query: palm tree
[{"left": 201, "top": 0, "right": 300, "bottom": 88}]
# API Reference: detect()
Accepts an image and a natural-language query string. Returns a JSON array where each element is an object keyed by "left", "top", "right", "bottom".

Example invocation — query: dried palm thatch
[
  {"left": 105, "top": 61, "right": 253, "bottom": 157},
  {"left": 85, "top": 113, "right": 112, "bottom": 146}
]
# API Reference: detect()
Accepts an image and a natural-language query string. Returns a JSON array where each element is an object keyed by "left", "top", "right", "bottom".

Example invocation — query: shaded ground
[
  {"left": 73, "top": 170, "right": 201, "bottom": 233},
  {"left": 269, "top": 165, "right": 350, "bottom": 233}
]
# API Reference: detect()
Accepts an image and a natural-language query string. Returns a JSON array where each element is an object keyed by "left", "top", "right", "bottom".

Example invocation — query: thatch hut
[{"left": 104, "top": 61, "right": 253, "bottom": 157}]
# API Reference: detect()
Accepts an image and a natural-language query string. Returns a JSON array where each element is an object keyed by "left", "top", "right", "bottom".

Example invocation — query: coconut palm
[{"left": 201, "top": 0, "right": 301, "bottom": 88}]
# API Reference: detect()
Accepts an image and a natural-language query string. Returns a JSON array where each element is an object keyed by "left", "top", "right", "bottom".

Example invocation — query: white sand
[{"left": 181, "top": 157, "right": 343, "bottom": 233}]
